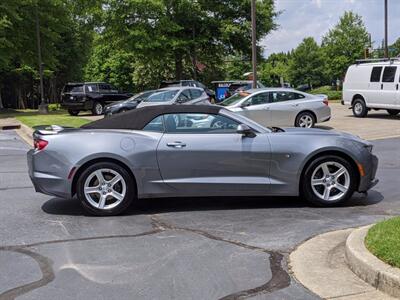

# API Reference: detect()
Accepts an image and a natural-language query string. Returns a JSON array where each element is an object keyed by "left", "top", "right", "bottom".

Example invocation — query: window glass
[
  {"left": 220, "top": 92, "right": 250, "bottom": 106},
  {"left": 294, "top": 93, "right": 305, "bottom": 99},
  {"left": 370, "top": 66, "right": 383, "bottom": 82},
  {"left": 271, "top": 91, "right": 292, "bottom": 102},
  {"left": 382, "top": 66, "right": 397, "bottom": 83},
  {"left": 99, "top": 84, "right": 111, "bottom": 92},
  {"left": 189, "top": 89, "right": 202, "bottom": 99},
  {"left": 145, "top": 89, "right": 179, "bottom": 102},
  {"left": 64, "top": 85, "right": 83, "bottom": 93},
  {"left": 248, "top": 92, "right": 270, "bottom": 106},
  {"left": 181, "top": 81, "right": 191, "bottom": 86},
  {"left": 177, "top": 90, "right": 191, "bottom": 102},
  {"left": 85, "top": 84, "right": 97, "bottom": 92},
  {"left": 142, "top": 115, "right": 164, "bottom": 132},
  {"left": 163, "top": 113, "right": 240, "bottom": 134}
]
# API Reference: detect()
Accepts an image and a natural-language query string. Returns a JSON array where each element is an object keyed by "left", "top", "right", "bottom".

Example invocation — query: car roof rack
[{"left": 355, "top": 57, "right": 400, "bottom": 64}]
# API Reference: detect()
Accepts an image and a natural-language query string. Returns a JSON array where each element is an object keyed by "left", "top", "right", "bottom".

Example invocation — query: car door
[
  {"left": 381, "top": 66, "right": 398, "bottom": 107},
  {"left": 235, "top": 92, "right": 271, "bottom": 127},
  {"left": 268, "top": 91, "right": 296, "bottom": 126},
  {"left": 99, "top": 84, "right": 112, "bottom": 102},
  {"left": 156, "top": 112, "right": 271, "bottom": 196},
  {"left": 367, "top": 66, "right": 383, "bottom": 106}
]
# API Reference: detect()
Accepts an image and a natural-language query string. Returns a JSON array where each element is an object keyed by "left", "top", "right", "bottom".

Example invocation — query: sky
[{"left": 261, "top": 0, "right": 400, "bottom": 57}]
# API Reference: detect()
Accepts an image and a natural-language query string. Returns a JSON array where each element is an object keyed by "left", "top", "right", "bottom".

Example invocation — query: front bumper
[{"left": 358, "top": 153, "right": 379, "bottom": 193}]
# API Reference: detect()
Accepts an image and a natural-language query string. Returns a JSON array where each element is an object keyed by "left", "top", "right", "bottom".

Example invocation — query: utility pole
[
  {"left": 384, "top": 0, "right": 388, "bottom": 58},
  {"left": 36, "top": 6, "right": 48, "bottom": 113},
  {"left": 251, "top": 0, "right": 257, "bottom": 89}
]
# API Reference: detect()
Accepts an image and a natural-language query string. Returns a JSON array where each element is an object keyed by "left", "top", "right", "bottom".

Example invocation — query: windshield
[
  {"left": 220, "top": 92, "right": 249, "bottom": 106},
  {"left": 125, "top": 91, "right": 155, "bottom": 103},
  {"left": 144, "top": 89, "right": 179, "bottom": 102}
]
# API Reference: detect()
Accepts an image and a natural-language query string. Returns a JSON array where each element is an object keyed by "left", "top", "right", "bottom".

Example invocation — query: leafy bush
[
  {"left": 48, "top": 103, "right": 61, "bottom": 111},
  {"left": 310, "top": 85, "right": 342, "bottom": 100}
]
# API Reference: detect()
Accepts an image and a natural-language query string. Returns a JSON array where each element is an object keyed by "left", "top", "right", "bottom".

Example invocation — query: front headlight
[{"left": 364, "top": 144, "right": 373, "bottom": 153}]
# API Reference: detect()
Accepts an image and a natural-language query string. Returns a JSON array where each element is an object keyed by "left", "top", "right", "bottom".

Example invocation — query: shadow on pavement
[{"left": 41, "top": 190, "right": 384, "bottom": 217}]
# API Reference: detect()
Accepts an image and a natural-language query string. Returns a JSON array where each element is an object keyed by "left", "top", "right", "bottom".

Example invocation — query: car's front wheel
[
  {"left": 387, "top": 109, "right": 400, "bottom": 116},
  {"left": 302, "top": 155, "right": 357, "bottom": 206},
  {"left": 352, "top": 99, "right": 368, "bottom": 117},
  {"left": 76, "top": 162, "right": 135, "bottom": 216}
]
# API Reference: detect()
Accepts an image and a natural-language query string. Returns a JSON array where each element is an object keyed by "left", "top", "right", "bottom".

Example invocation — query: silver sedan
[
  {"left": 137, "top": 86, "right": 210, "bottom": 108},
  {"left": 220, "top": 88, "right": 331, "bottom": 128},
  {"left": 28, "top": 105, "right": 378, "bottom": 216}
]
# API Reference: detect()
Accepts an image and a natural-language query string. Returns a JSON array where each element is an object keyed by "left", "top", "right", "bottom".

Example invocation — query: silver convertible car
[
  {"left": 28, "top": 105, "right": 378, "bottom": 216},
  {"left": 221, "top": 88, "right": 331, "bottom": 128}
]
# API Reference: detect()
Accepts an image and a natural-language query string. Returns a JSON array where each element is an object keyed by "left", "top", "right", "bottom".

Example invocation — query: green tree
[
  {"left": 259, "top": 52, "right": 291, "bottom": 86},
  {"left": 390, "top": 38, "right": 400, "bottom": 57},
  {"left": 288, "top": 37, "right": 325, "bottom": 87},
  {"left": 322, "top": 11, "right": 369, "bottom": 80}
]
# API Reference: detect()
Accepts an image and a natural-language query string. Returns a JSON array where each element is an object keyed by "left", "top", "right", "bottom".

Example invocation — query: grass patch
[
  {"left": 365, "top": 217, "right": 400, "bottom": 268},
  {"left": 310, "top": 85, "right": 342, "bottom": 100},
  {"left": 0, "top": 109, "right": 91, "bottom": 128}
]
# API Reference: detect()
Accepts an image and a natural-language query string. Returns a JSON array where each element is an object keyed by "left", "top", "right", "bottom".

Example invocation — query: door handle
[
  {"left": 167, "top": 142, "right": 186, "bottom": 148},
  {"left": 396, "top": 84, "right": 399, "bottom": 91},
  {"left": 381, "top": 83, "right": 383, "bottom": 90}
]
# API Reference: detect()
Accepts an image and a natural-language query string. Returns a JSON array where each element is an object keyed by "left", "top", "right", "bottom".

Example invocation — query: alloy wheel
[
  {"left": 84, "top": 168, "right": 126, "bottom": 210},
  {"left": 299, "top": 115, "right": 314, "bottom": 128},
  {"left": 354, "top": 102, "right": 363, "bottom": 115},
  {"left": 95, "top": 103, "right": 103, "bottom": 115},
  {"left": 311, "top": 161, "right": 350, "bottom": 201}
]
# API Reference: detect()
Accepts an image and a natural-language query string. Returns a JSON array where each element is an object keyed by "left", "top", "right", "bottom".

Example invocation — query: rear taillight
[
  {"left": 34, "top": 139, "right": 48, "bottom": 151},
  {"left": 323, "top": 99, "right": 329, "bottom": 106}
]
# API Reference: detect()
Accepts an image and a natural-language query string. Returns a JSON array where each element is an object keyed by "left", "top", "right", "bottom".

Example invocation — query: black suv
[{"left": 61, "top": 82, "right": 132, "bottom": 116}]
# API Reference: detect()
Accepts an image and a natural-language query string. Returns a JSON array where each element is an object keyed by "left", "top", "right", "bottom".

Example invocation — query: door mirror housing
[
  {"left": 240, "top": 101, "right": 251, "bottom": 108},
  {"left": 236, "top": 124, "right": 256, "bottom": 137}
]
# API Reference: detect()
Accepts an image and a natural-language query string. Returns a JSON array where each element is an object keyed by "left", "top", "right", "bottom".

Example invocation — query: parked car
[
  {"left": 28, "top": 105, "right": 378, "bottom": 216},
  {"left": 160, "top": 80, "right": 215, "bottom": 100},
  {"left": 212, "top": 80, "right": 265, "bottom": 102},
  {"left": 136, "top": 87, "right": 210, "bottom": 109},
  {"left": 220, "top": 88, "right": 330, "bottom": 128},
  {"left": 343, "top": 58, "right": 400, "bottom": 117},
  {"left": 61, "top": 82, "right": 132, "bottom": 116},
  {"left": 103, "top": 90, "right": 155, "bottom": 117}
]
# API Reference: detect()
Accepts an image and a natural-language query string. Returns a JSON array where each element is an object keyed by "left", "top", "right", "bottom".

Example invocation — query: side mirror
[
  {"left": 240, "top": 101, "right": 250, "bottom": 108},
  {"left": 236, "top": 124, "right": 256, "bottom": 138},
  {"left": 176, "top": 98, "right": 184, "bottom": 104}
]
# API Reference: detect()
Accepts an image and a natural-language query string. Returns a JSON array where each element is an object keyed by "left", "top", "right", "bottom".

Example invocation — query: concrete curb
[
  {"left": 345, "top": 225, "right": 400, "bottom": 298},
  {"left": 15, "top": 123, "right": 33, "bottom": 147}
]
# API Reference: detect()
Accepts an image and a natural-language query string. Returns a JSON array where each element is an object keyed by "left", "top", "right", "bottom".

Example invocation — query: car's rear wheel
[
  {"left": 295, "top": 112, "right": 315, "bottom": 128},
  {"left": 387, "top": 109, "right": 400, "bottom": 116},
  {"left": 352, "top": 99, "right": 368, "bottom": 117},
  {"left": 302, "top": 155, "right": 357, "bottom": 206},
  {"left": 68, "top": 109, "right": 80, "bottom": 116},
  {"left": 76, "top": 162, "right": 135, "bottom": 216},
  {"left": 92, "top": 101, "right": 104, "bottom": 115}
]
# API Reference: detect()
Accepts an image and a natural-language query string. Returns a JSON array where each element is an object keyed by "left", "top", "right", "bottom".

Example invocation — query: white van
[{"left": 342, "top": 59, "right": 400, "bottom": 117}]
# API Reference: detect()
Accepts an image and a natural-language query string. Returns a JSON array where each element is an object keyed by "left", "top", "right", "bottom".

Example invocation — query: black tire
[
  {"left": 301, "top": 155, "right": 357, "bottom": 207},
  {"left": 387, "top": 109, "right": 400, "bottom": 116},
  {"left": 76, "top": 162, "right": 135, "bottom": 216},
  {"left": 295, "top": 111, "right": 315, "bottom": 128},
  {"left": 68, "top": 109, "right": 80, "bottom": 116},
  {"left": 92, "top": 101, "right": 104, "bottom": 115},
  {"left": 352, "top": 98, "right": 368, "bottom": 118}
]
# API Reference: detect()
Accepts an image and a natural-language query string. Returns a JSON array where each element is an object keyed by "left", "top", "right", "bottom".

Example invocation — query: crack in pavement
[
  {"left": 0, "top": 215, "right": 290, "bottom": 300},
  {"left": 150, "top": 215, "right": 291, "bottom": 299}
]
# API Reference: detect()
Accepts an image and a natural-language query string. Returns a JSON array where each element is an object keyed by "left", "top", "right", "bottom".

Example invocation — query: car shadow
[
  {"left": 315, "top": 125, "right": 334, "bottom": 130},
  {"left": 41, "top": 190, "right": 384, "bottom": 217},
  {"left": 343, "top": 113, "right": 400, "bottom": 120}
]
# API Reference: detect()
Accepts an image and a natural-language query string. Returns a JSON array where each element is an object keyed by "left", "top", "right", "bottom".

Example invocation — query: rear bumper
[
  {"left": 61, "top": 101, "right": 92, "bottom": 110},
  {"left": 27, "top": 149, "right": 72, "bottom": 199},
  {"left": 316, "top": 106, "right": 331, "bottom": 123}
]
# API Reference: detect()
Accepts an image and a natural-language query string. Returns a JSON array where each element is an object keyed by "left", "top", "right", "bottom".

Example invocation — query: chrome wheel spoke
[
  {"left": 84, "top": 186, "right": 100, "bottom": 194},
  {"left": 98, "top": 195, "right": 107, "bottom": 209},
  {"left": 312, "top": 178, "right": 325, "bottom": 186},
  {"left": 95, "top": 170, "right": 105, "bottom": 184},
  {"left": 333, "top": 167, "right": 346, "bottom": 179},
  {"left": 108, "top": 174, "right": 122, "bottom": 187},
  {"left": 111, "top": 191, "right": 124, "bottom": 201},
  {"left": 323, "top": 186, "right": 331, "bottom": 200},
  {"left": 321, "top": 163, "right": 330, "bottom": 176},
  {"left": 335, "top": 183, "right": 348, "bottom": 193}
]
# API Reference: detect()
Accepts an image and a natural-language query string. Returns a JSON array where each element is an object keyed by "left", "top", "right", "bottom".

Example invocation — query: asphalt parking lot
[{"left": 1, "top": 112, "right": 400, "bottom": 299}]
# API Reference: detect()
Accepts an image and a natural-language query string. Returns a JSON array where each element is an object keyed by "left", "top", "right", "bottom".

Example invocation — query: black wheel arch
[
  {"left": 71, "top": 157, "right": 137, "bottom": 197},
  {"left": 299, "top": 150, "right": 360, "bottom": 194},
  {"left": 351, "top": 94, "right": 365, "bottom": 105}
]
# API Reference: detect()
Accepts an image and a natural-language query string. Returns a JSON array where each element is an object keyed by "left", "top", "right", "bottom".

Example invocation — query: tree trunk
[
  {"left": 175, "top": 51, "right": 183, "bottom": 80},
  {"left": 0, "top": 87, "right": 3, "bottom": 109}
]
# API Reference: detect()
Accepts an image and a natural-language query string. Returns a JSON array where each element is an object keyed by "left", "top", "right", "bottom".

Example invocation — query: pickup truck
[{"left": 61, "top": 82, "right": 132, "bottom": 116}]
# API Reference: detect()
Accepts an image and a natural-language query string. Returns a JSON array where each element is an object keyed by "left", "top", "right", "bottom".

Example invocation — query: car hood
[
  {"left": 105, "top": 100, "right": 138, "bottom": 109},
  {"left": 281, "top": 127, "right": 369, "bottom": 144}
]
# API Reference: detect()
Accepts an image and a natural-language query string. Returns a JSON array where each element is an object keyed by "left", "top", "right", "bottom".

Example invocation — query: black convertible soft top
[{"left": 81, "top": 104, "right": 223, "bottom": 130}]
